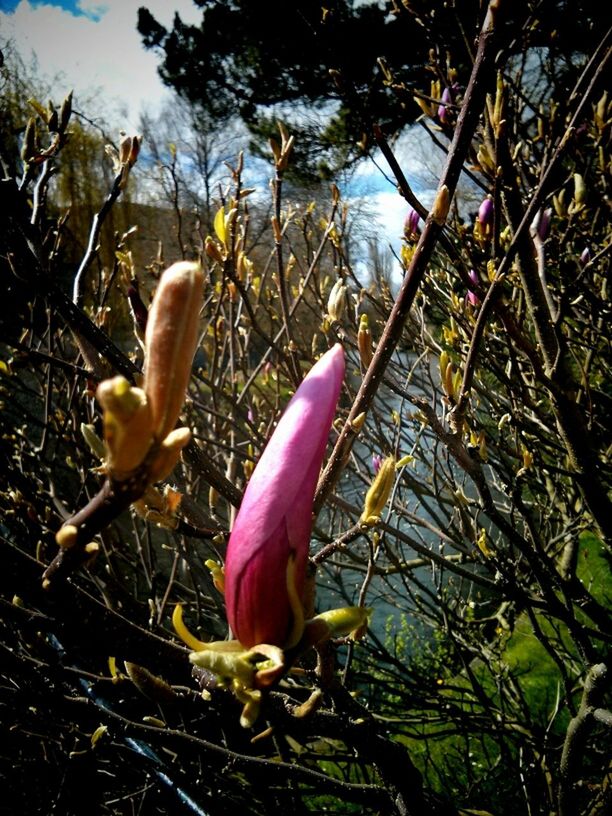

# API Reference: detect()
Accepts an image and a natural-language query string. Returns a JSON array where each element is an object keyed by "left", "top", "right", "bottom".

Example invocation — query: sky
[
  {"left": 0, "top": 0, "right": 202, "bottom": 129},
  {"left": 0, "top": 0, "right": 435, "bottom": 272}
]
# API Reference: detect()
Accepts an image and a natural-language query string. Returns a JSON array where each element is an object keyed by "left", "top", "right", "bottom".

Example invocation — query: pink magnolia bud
[
  {"left": 579, "top": 247, "right": 591, "bottom": 266},
  {"left": 467, "top": 269, "right": 481, "bottom": 307},
  {"left": 478, "top": 196, "right": 494, "bottom": 230},
  {"left": 372, "top": 454, "right": 383, "bottom": 474},
  {"left": 533, "top": 207, "right": 552, "bottom": 241},
  {"left": 404, "top": 208, "right": 420, "bottom": 239},
  {"left": 224, "top": 344, "right": 345, "bottom": 648},
  {"left": 438, "top": 86, "right": 453, "bottom": 124}
]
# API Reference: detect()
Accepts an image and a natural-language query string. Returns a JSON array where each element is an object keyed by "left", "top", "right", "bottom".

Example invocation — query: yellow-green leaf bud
[
  {"left": 360, "top": 455, "right": 396, "bottom": 526},
  {"left": 96, "top": 376, "right": 154, "bottom": 476},
  {"left": 147, "top": 427, "right": 191, "bottom": 483},
  {"left": 302, "top": 606, "right": 372, "bottom": 646},
  {"left": 327, "top": 279, "right": 347, "bottom": 322}
]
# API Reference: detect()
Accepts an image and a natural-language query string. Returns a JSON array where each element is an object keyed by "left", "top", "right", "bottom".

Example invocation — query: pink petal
[{"left": 225, "top": 344, "right": 345, "bottom": 646}]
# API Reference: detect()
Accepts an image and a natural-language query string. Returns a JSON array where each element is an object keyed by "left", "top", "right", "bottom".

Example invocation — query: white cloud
[
  {"left": 0, "top": 0, "right": 202, "bottom": 130},
  {"left": 0, "top": 0, "right": 453, "bottom": 262}
]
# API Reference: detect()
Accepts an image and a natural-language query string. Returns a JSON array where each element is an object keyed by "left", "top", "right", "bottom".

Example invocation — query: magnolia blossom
[{"left": 224, "top": 344, "right": 345, "bottom": 648}]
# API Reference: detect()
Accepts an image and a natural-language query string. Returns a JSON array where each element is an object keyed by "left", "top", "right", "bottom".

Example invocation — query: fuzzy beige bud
[
  {"left": 431, "top": 185, "right": 450, "bottom": 225},
  {"left": 143, "top": 262, "right": 204, "bottom": 440},
  {"left": 357, "top": 313, "right": 373, "bottom": 369}
]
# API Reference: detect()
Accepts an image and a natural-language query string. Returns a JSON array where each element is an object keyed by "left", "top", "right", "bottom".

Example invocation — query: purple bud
[
  {"left": 531, "top": 208, "right": 552, "bottom": 241},
  {"left": 404, "top": 208, "right": 420, "bottom": 238},
  {"left": 538, "top": 208, "right": 552, "bottom": 241},
  {"left": 372, "top": 454, "right": 383, "bottom": 474},
  {"left": 437, "top": 86, "right": 453, "bottom": 124},
  {"left": 247, "top": 406, "right": 255, "bottom": 424},
  {"left": 579, "top": 247, "right": 591, "bottom": 266},
  {"left": 467, "top": 269, "right": 481, "bottom": 307},
  {"left": 478, "top": 197, "right": 494, "bottom": 229}
]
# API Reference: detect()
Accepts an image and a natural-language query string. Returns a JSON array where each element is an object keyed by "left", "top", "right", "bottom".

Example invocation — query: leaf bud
[
  {"left": 569, "top": 173, "right": 586, "bottom": 214},
  {"left": 360, "top": 455, "right": 396, "bottom": 526},
  {"left": 21, "top": 117, "right": 38, "bottom": 162},
  {"left": 59, "top": 91, "right": 73, "bottom": 132},
  {"left": 351, "top": 412, "right": 366, "bottom": 432},
  {"left": 96, "top": 376, "right": 154, "bottom": 476},
  {"left": 327, "top": 279, "right": 347, "bottom": 322},
  {"left": 302, "top": 606, "right": 372, "bottom": 647},
  {"left": 56, "top": 524, "right": 78, "bottom": 550},
  {"left": 357, "top": 313, "right": 373, "bottom": 369},
  {"left": 47, "top": 106, "right": 59, "bottom": 134},
  {"left": 148, "top": 427, "right": 192, "bottom": 483}
]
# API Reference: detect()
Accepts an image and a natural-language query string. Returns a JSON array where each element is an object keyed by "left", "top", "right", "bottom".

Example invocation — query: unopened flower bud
[
  {"left": 404, "top": 208, "right": 420, "bottom": 240},
  {"left": 467, "top": 269, "right": 481, "bottom": 307},
  {"left": 478, "top": 196, "right": 494, "bottom": 230},
  {"left": 119, "top": 133, "right": 140, "bottom": 167},
  {"left": 438, "top": 86, "right": 453, "bottom": 124},
  {"left": 530, "top": 208, "right": 552, "bottom": 242},
  {"left": 431, "top": 185, "right": 450, "bottom": 225},
  {"left": 143, "top": 262, "right": 204, "bottom": 441}
]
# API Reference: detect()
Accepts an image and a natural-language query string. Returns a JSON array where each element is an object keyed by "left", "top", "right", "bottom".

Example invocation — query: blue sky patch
[{"left": 0, "top": 0, "right": 106, "bottom": 21}]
